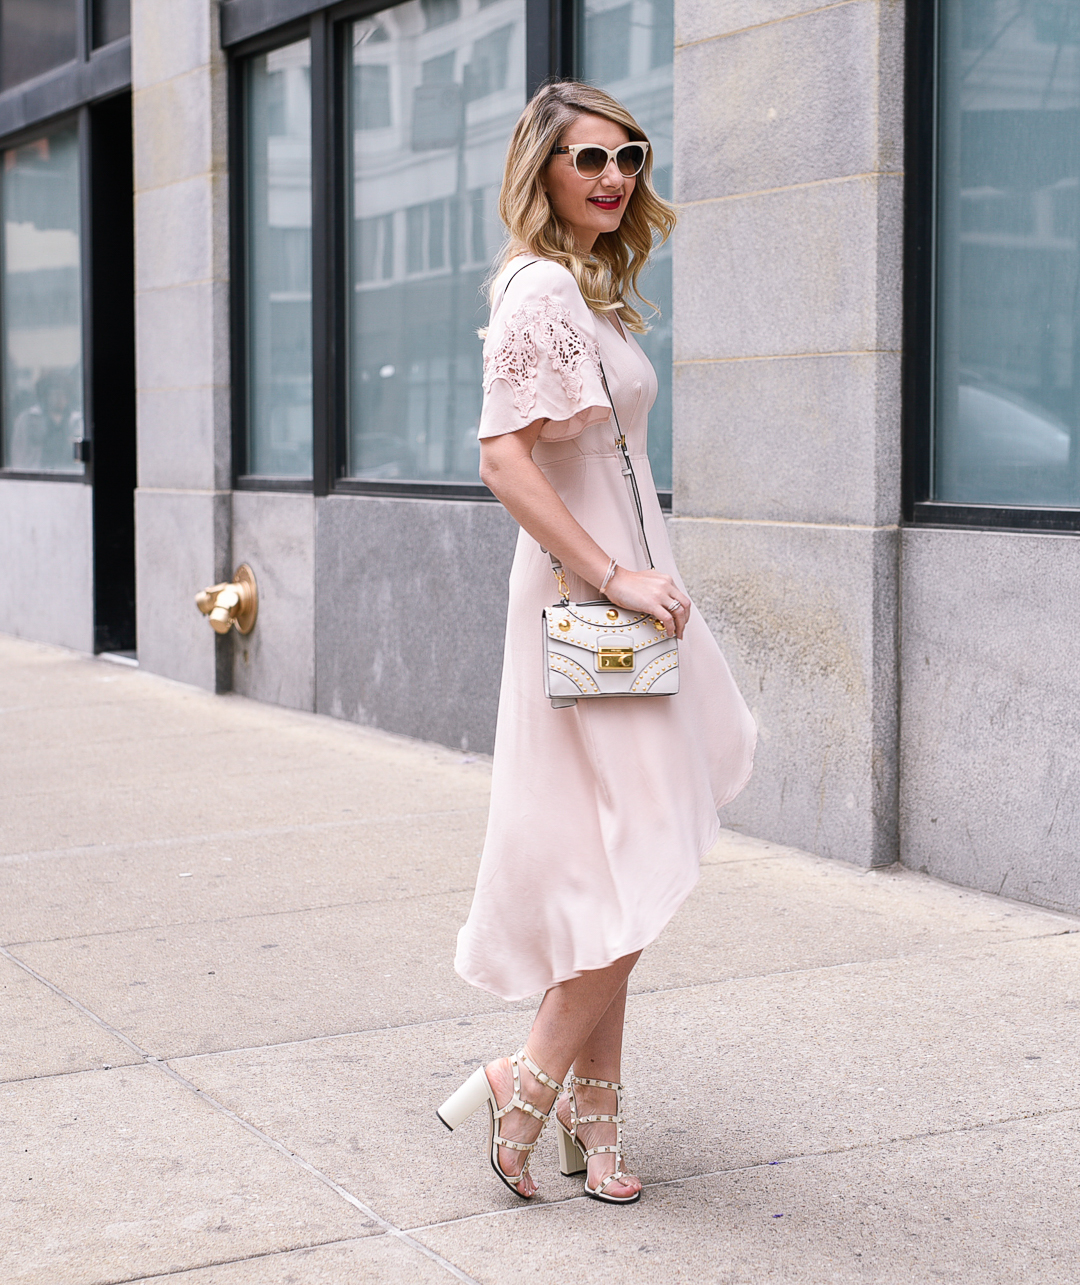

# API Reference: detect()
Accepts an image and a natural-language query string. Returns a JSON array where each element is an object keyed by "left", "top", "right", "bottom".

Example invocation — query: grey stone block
[
  {"left": 674, "top": 173, "right": 903, "bottom": 361},
  {"left": 676, "top": 1, "right": 831, "bottom": 48},
  {"left": 673, "top": 351, "right": 901, "bottom": 526},
  {"left": 133, "top": 66, "right": 224, "bottom": 193},
  {"left": 135, "top": 488, "right": 230, "bottom": 691},
  {"left": 131, "top": 0, "right": 213, "bottom": 89},
  {"left": 135, "top": 174, "right": 226, "bottom": 292},
  {"left": 671, "top": 516, "right": 898, "bottom": 866},
  {"left": 900, "top": 527, "right": 1080, "bottom": 915},
  {"left": 675, "top": 2, "right": 898, "bottom": 205},
  {"left": 230, "top": 491, "right": 315, "bottom": 713},
  {"left": 137, "top": 385, "right": 230, "bottom": 491},
  {"left": 0, "top": 480, "right": 93, "bottom": 652},
  {"left": 314, "top": 495, "right": 517, "bottom": 753},
  {"left": 136, "top": 279, "right": 229, "bottom": 392}
]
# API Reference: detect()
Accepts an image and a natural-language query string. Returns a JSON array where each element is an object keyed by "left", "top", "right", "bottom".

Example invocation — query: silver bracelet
[{"left": 599, "top": 558, "right": 618, "bottom": 594}]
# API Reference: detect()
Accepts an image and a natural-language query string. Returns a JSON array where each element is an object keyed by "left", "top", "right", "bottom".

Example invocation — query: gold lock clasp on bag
[{"left": 597, "top": 647, "right": 634, "bottom": 671}]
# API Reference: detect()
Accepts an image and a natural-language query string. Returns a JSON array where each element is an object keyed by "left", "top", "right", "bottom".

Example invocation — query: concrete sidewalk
[{"left": 2, "top": 633, "right": 1078, "bottom": 1285}]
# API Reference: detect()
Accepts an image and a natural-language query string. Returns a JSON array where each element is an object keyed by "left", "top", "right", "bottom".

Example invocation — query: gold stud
[
  {"left": 558, "top": 618, "right": 571, "bottom": 631},
  {"left": 654, "top": 620, "right": 666, "bottom": 631},
  {"left": 606, "top": 608, "right": 618, "bottom": 621}
]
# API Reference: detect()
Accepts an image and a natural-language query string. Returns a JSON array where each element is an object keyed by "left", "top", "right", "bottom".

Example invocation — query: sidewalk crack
[{"left": 0, "top": 944, "right": 481, "bottom": 1285}]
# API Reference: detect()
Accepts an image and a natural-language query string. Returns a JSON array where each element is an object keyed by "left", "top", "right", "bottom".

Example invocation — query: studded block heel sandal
[
  {"left": 436, "top": 1048, "right": 563, "bottom": 1199},
  {"left": 556, "top": 1074, "right": 641, "bottom": 1204}
]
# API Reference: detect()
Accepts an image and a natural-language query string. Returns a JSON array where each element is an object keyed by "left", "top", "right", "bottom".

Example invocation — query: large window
[
  {"left": 230, "top": 0, "right": 675, "bottom": 496},
  {"left": 928, "top": 1, "right": 1080, "bottom": 514},
  {"left": 244, "top": 37, "right": 313, "bottom": 479},
  {"left": 580, "top": 0, "right": 673, "bottom": 490},
  {"left": 1, "top": 124, "right": 84, "bottom": 474},
  {"left": 346, "top": 0, "right": 525, "bottom": 484}
]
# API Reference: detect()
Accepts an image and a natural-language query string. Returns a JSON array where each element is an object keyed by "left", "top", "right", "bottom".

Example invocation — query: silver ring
[{"left": 668, "top": 602, "right": 681, "bottom": 613}]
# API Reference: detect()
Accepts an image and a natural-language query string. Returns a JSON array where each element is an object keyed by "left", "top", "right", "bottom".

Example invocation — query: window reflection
[
  {"left": 581, "top": 0, "right": 673, "bottom": 490},
  {"left": 346, "top": 0, "right": 525, "bottom": 484},
  {"left": 935, "top": 0, "right": 1080, "bottom": 506},
  {"left": 245, "top": 39, "right": 313, "bottom": 478},
  {"left": 0, "top": 0, "right": 78, "bottom": 90},
  {"left": 1, "top": 127, "right": 83, "bottom": 474}
]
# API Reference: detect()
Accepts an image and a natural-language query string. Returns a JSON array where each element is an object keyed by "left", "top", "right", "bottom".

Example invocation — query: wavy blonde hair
[{"left": 491, "top": 80, "right": 676, "bottom": 334}]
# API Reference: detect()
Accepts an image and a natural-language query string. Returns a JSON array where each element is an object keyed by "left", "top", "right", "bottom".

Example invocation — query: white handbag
[{"left": 541, "top": 359, "right": 679, "bottom": 709}]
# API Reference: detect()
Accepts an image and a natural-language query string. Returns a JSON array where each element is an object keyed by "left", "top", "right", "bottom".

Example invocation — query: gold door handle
[{"left": 195, "top": 564, "right": 258, "bottom": 635}]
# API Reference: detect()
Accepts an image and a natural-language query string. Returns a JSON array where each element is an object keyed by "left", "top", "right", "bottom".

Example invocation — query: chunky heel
[
  {"left": 436, "top": 1048, "right": 563, "bottom": 1200},
  {"left": 557, "top": 1119, "right": 587, "bottom": 1175},
  {"left": 436, "top": 1066, "right": 493, "bottom": 1131}
]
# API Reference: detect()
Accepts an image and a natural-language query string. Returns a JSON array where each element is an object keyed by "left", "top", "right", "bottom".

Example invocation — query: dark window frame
[
  {"left": 901, "top": 0, "right": 1080, "bottom": 536},
  {"left": 225, "top": 0, "right": 672, "bottom": 511},
  {"left": 0, "top": 0, "right": 131, "bottom": 486}
]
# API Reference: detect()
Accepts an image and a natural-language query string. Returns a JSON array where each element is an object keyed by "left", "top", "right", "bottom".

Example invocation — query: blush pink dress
[{"left": 454, "top": 255, "right": 756, "bottom": 1002}]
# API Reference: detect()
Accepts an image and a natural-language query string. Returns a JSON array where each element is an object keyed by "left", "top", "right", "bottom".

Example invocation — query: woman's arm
[{"left": 479, "top": 423, "right": 691, "bottom": 638}]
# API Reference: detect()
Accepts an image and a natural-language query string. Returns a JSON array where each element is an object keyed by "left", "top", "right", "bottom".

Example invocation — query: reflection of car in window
[
  {"left": 938, "top": 374, "right": 1072, "bottom": 507},
  {"left": 10, "top": 369, "right": 83, "bottom": 471}
]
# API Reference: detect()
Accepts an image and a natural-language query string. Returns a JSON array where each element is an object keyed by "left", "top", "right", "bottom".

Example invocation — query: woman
[{"left": 438, "top": 81, "right": 756, "bottom": 1205}]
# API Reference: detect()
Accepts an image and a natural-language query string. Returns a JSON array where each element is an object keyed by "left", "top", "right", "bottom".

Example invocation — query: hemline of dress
[{"left": 453, "top": 812, "right": 723, "bottom": 1004}]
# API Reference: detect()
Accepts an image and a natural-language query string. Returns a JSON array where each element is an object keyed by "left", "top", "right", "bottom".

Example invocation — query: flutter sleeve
[{"left": 478, "top": 258, "right": 611, "bottom": 442}]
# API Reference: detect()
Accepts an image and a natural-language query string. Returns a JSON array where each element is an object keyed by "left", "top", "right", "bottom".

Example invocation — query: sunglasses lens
[
  {"left": 617, "top": 145, "right": 646, "bottom": 176},
  {"left": 575, "top": 147, "right": 609, "bottom": 178}
]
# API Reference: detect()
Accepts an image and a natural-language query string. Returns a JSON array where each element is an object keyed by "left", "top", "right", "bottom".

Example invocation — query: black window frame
[
  {"left": 902, "top": 0, "right": 1080, "bottom": 536},
  {"left": 225, "top": 0, "right": 672, "bottom": 510},
  {"left": 0, "top": 0, "right": 131, "bottom": 487}
]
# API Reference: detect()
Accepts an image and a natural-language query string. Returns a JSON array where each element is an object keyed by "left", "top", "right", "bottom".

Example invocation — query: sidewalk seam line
[
  {"left": 143, "top": 926, "right": 1077, "bottom": 1064},
  {"left": 0, "top": 944, "right": 482, "bottom": 1285},
  {"left": 2, "top": 884, "right": 479, "bottom": 948},
  {"left": 403, "top": 1102, "right": 1080, "bottom": 1234},
  {"left": 0, "top": 807, "right": 488, "bottom": 865},
  {"left": 72, "top": 1235, "right": 389, "bottom": 1285}
]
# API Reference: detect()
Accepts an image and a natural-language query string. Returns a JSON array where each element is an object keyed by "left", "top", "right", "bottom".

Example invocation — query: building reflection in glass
[
  {"left": 1, "top": 126, "right": 83, "bottom": 474},
  {"left": 245, "top": 37, "right": 313, "bottom": 478},
  {"left": 935, "top": 0, "right": 1080, "bottom": 506},
  {"left": 582, "top": 0, "right": 673, "bottom": 491},
  {"left": 347, "top": 0, "right": 526, "bottom": 484}
]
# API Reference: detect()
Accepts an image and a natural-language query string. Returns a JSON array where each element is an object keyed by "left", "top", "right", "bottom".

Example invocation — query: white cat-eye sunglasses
[{"left": 550, "top": 140, "right": 650, "bottom": 179}]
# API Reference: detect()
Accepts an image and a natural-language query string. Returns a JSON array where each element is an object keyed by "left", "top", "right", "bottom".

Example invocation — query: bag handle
[{"left": 487, "top": 258, "right": 653, "bottom": 600}]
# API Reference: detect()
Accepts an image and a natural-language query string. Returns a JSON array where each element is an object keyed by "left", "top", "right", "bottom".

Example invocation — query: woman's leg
[
  {"left": 554, "top": 977, "right": 641, "bottom": 1199},
  {"left": 486, "top": 950, "right": 641, "bottom": 1197}
]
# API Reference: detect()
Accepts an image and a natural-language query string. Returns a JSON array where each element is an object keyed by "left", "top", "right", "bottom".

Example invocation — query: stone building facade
[{"left": 2, "top": 1, "right": 1078, "bottom": 915}]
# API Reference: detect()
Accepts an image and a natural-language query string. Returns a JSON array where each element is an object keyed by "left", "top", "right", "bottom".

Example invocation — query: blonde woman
[{"left": 438, "top": 81, "right": 756, "bottom": 1204}]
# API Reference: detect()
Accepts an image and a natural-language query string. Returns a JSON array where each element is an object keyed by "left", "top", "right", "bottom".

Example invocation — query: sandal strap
[
  {"left": 493, "top": 1134, "right": 537, "bottom": 1153},
  {"left": 493, "top": 1095, "right": 551, "bottom": 1123},
  {"left": 581, "top": 1143, "right": 618, "bottom": 1158},
  {"left": 519, "top": 1049, "right": 565, "bottom": 1095},
  {"left": 571, "top": 1075, "right": 622, "bottom": 1092},
  {"left": 588, "top": 1170, "right": 632, "bottom": 1197},
  {"left": 574, "top": 1112, "right": 622, "bottom": 1125}
]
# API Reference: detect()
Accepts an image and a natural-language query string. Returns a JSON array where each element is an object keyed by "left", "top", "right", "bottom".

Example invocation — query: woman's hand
[{"left": 605, "top": 566, "right": 691, "bottom": 639}]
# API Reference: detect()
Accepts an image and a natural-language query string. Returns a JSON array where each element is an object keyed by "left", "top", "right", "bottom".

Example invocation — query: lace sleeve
[
  {"left": 483, "top": 295, "right": 601, "bottom": 418},
  {"left": 478, "top": 274, "right": 611, "bottom": 441}
]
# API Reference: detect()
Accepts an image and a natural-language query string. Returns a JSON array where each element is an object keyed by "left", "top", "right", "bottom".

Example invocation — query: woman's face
[{"left": 543, "top": 112, "right": 636, "bottom": 254}]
